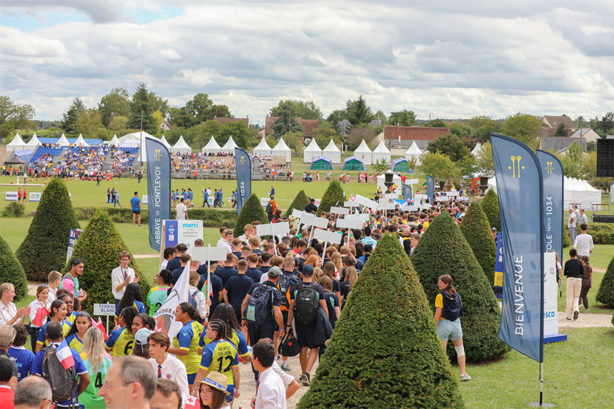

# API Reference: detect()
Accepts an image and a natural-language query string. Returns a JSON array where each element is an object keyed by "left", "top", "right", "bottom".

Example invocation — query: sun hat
[
  {"left": 200, "top": 371, "right": 230, "bottom": 395},
  {"left": 134, "top": 328, "right": 154, "bottom": 345}
]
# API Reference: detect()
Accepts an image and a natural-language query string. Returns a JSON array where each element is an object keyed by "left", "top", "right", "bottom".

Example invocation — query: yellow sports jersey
[
  {"left": 66, "top": 311, "right": 78, "bottom": 325},
  {"left": 200, "top": 339, "right": 239, "bottom": 386},
  {"left": 106, "top": 327, "right": 135, "bottom": 357},
  {"left": 66, "top": 334, "right": 86, "bottom": 360},
  {"left": 200, "top": 328, "right": 249, "bottom": 360},
  {"left": 36, "top": 320, "right": 72, "bottom": 347},
  {"left": 173, "top": 321, "right": 204, "bottom": 374}
]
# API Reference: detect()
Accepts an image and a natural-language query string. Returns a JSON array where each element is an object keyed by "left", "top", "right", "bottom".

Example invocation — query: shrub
[
  {"left": 0, "top": 234, "right": 28, "bottom": 301},
  {"left": 234, "top": 194, "right": 268, "bottom": 236},
  {"left": 16, "top": 178, "right": 80, "bottom": 281},
  {"left": 460, "top": 201, "right": 496, "bottom": 285},
  {"left": 317, "top": 180, "right": 344, "bottom": 216},
  {"left": 65, "top": 211, "right": 150, "bottom": 313},
  {"left": 481, "top": 189, "right": 500, "bottom": 231},
  {"left": 298, "top": 234, "right": 463, "bottom": 408},
  {"left": 596, "top": 255, "right": 614, "bottom": 307},
  {"left": 283, "top": 190, "right": 310, "bottom": 218},
  {"left": 411, "top": 212, "right": 508, "bottom": 362},
  {"left": 2, "top": 202, "right": 25, "bottom": 217},
  {"left": 73, "top": 207, "right": 237, "bottom": 228}
]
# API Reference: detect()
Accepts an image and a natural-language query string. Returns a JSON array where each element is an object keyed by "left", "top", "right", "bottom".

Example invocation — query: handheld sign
[
  {"left": 344, "top": 201, "right": 360, "bottom": 208},
  {"left": 336, "top": 218, "right": 364, "bottom": 230},
  {"left": 93, "top": 303, "right": 116, "bottom": 333},
  {"left": 291, "top": 209, "right": 304, "bottom": 218},
  {"left": 355, "top": 194, "right": 379, "bottom": 210},
  {"left": 191, "top": 246, "right": 228, "bottom": 263},
  {"left": 257, "top": 222, "right": 290, "bottom": 255},
  {"left": 313, "top": 229, "right": 343, "bottom": 245},
  {"left": 300, "top": 213, "right": 328, "bottom": 229},
  {"left": 330, "top": 206, "right": 350, "bottom": 215},
  {"left": 345, "top": 213, "right": 370, "bottom": 222}
]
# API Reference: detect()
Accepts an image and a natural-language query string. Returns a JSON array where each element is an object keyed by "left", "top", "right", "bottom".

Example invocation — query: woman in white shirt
[
  {"left": 27, "top": 285, "right": 49, "bottom": 351},
  {"left": 0, "top": 283, "right": 29, "bottom": 327}
]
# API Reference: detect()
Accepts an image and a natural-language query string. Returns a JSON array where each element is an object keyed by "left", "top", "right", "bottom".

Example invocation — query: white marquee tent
[
  {"left": 107, "top": 135, "right": 120, "bottom": 147},
  {"left": 372, "top": 140, "right": 391, "bottom": 164},
  {"left": 74, "top": 134, "right": 89, "bottom": 147},
  {"left": 354, "top": 139, "right": 373, "bottom": 165},
  {"left": 118, "top": 131, "right": 157, "bottom": 161},
  {"left": 6, "top": 133, "right": 26, "bottom": 152},
  {"left": 323, "top": 139, "right": 341, "bottom": 164},
  {"left": 273, "top": 138, "right": 291, "bottom": 162},
  {"left": 172, "top": 135, "right": 192, "bottom": 154},
  {"left": 57, "top": 134, "right": 70, "bottom": 147},
  {"left": 221, "top": 137, "right": 238, "bottom": 155},
  {"left": 202, "top": 137, "right": 221, "bottom": 154},
  {"left": 253, "top": 138, "right": 272, "bottom": 157},
  {"left": 404, "top": 141, "right": 423, "bottom": 165},
  {"left": 160, "top": 135, "right": 171, "bottom": 149},
  {"left": 26, "top": 133, "right": 41, "bottom": 148},
  {"left": 471, "top": 143, "right": 482, "bottom": 157},
  {"left": 303, "top": 138, "right": 322, "bottom": 163}
]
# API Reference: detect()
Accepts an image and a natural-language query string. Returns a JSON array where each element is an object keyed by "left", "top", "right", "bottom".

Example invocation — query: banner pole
[
  {"left": 308, "top": 226, "right": 314, "bottom": 247},
  {"left": 272, "top": 224, "right": 278, "bottom": 256},
  {"left": 539, "top": 362, "right": 543, "bottom": 406},
  {"left": 207, "top": 244, "right": 211, "bottom": 298}
]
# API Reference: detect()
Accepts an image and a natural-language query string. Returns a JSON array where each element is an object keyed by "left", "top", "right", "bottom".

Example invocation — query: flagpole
[
  {"left": 539, "top": 362, "right": 543, "bottom": 406},
  {"left": 272, "top": 224, "right": 278, "bottom": 256}
]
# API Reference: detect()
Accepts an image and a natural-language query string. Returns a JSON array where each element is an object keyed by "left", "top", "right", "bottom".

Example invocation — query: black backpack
[
  {"left": 42, "top": 346, "right": 78, "bottom": 405},
  {"left": 244, "top": 284, "right": 275, "bottom": 326},
  {"left": 265, "top": 201, "right": 274, "bottom": 215},
  {"left": 188, "top": 289, "right": 200, "bottom": 310},
  {"left": 294, "top": 283, "right": 319, "bottom": 325},
  {"left": 276, "top": 273, "right": 299, "bottom": 311}
]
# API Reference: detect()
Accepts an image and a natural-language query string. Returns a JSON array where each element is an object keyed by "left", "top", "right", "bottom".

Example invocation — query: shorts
[
  {"left": 226, "top": 384, "right": 235, "bottom": 403},
  {"left": 132, "top": 210, "right": 140, "bottom": 215},
  {"left": 187, "top": 373, "right": 196, "bottom": 384},
  {"left": 437, "top": 318, "right": 463, "bottom": 341}
]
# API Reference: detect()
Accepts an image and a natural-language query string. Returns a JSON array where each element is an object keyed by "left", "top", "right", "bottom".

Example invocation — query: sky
[{"left": 2, "top": 1, "right": 614, "bottom": 124}]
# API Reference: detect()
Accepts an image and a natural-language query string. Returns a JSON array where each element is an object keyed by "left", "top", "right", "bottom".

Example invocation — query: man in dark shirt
[
  {"left": 563, "top": 248, "right": 583, "bottom": 320},
  {"left": 166, "top": 243, "right": 188, "bottom": 272},
  {"left": 245, "top": 254, "right": 262, "bottom": 282},
  {"left": 304, "top": 198, "right": 318, "bottom": 214},
  {"left": 215, "top": 253, "right": 238, "bottom": 286},
  {"left": 241, "top": 267, "right": 284, "bottom": 345},
  {"left": 222, "top": 260, "right": 254, "bottom": 323},
  {"left": 171, "top": 254, "right": 191, "bottom": 285}
]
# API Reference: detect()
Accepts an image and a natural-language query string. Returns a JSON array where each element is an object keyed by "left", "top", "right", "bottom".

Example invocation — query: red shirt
[{"left": 0, "top": 386, "right": 14, "bottom": 409}]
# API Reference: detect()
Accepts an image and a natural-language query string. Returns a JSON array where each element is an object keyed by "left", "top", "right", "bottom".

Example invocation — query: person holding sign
[{"left": 112, "top": 251, "right": 140, "bottom": 306}]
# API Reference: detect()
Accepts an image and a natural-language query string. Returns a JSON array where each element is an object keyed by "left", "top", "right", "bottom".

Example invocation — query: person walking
[
  {"left": 176, "top": 198, "right": 188, "bottom": 220},
  {"left": 130, "top": 192, "right": 141, "bottom": 227},
  {"left": 564, "top": 248, "right": 583, "bottom": 320},
  {"left": 579, "top": 256, "right": 593, "bottom": 312},
  {"left": 567, "top": 208, "right": 577, "bottom": 246},
  {"left": 574, "top": 223, "right": 594, "bottom": 259}
]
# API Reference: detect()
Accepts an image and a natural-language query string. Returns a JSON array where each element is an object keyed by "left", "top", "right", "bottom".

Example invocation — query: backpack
[
  {"left": 42, "top": 346, "right": 78, "bottom": 405},
  {"left": 244, "top": 284, "right": 275, "bottom": 326},
  {"left": 188, "top": 289, "right": 200, "bottom": 310},
  {"left": 265, "top": 201, "right": 274, "bottom": 215},
  {"left": 294, "top": 283, "right": 319, "bottom": 325},
  {"left": 276, "top": 273, "right": 299, "bottom": 312}
]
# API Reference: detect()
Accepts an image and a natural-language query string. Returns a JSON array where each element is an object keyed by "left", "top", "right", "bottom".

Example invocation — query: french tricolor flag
[{"left": 56, "top": 340, "right": 75, "bottom": 370}]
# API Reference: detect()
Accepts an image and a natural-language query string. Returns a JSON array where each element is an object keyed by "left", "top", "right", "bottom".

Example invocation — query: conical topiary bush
[
  {"left": 298, "top": 234, "right": 464, "bottom": 408},
  {"left": 65, "top": 211, "right": 150, "bottom": 312},
  {"left": 596, "top": 255, "right": 614, "bottom": 307},
  {"left": 0, "top": 234, "right": 28, "bottom": 301},
  {"left": 16, "top": 178, "right": 80, "bottom": 281},
  {"left": 481, "top": 189, "right": 500, "bottom": 231},
  {"left": 283, "top": 190, "right": 310, "bottom": 218},
  {"left": 460, "top": 201, "right": 496, "bottom": 285},
  {"left": 317, "top": 180, "right": 344, "bottom": 215},
  {"left": 411, "top": 213, "right": 508, "bottom": 362},
  {"left": 234, "top": 193, "right": 268, "bottom": 236}
]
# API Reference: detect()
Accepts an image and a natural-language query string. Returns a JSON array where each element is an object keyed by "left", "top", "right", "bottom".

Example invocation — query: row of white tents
[{"left": 6, "top": 133, "right": 92, "bottom": 151}]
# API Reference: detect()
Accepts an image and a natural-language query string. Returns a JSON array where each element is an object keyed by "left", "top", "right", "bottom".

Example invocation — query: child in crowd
[
  {"left": 27, "top": 285, "right": 49, "bottom": 351},
  {"left": 66, "top": 311, "right": 94, "bottom": 360},
  {"left": 46, "top": 270, "right": 62, "bottom": 304},
  {"left": 8, "top": 324, "right": 34, "bottom": 381},
  {"left": 106, "top": 306, "right": 137, "bottom": 357}
]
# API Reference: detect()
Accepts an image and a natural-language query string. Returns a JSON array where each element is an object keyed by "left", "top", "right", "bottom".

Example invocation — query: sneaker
[
  {"left": 280, "top": 362, "right": 291, "bottom": 372},
  {"left": 460, "top": 373, "right": 471, "bottom": 381},
  {"left": 573, "top": 311, "right": 579, "bottom": 320},
  {"left": 299, "top": 372, "right": 310, "bottom": 386}
]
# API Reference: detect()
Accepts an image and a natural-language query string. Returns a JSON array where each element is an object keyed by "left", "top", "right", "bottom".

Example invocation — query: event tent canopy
[
  {"left": 26, "top": 133, "right": 41, "bottom": 147},
  {"left": 221, "top": 137, "right": 238, "bottom": 155},
  {"left": 303, "top": 138, "right": 322, "bottom": 163},
  {"left": 6, "top": 133, "right": 26, "bottom": 152},
  {"left": 372, "top": 140, "right": 391, "bottom": 164},
  {"left": 354, "top": 139, "right": 373, "bottom": 165},
  {"left": 322, "top": 139, "right": 341, "bottom": 164},
  {"left": 107, "top": 135, "right": 120, "bottom": 147},
  {"left": 253, "top": 138, "right": 272, "bottom": 156},
  {"left": 391, "top": 158, "right": 410, "bottom": 172},
  {"left": 172, "top": 135, "right": 192, "bottom": 154},
  {"left": 342, "top": 156, "right": 366, "bottom": 171},
  {"left": 160, "top": 135, "right": 171, "bottom": 149},
  {"left": 310, "top": 156, "right": 334, "bottom": 170},
  {"left": 471, "top": 143, "right": 482, "bottom": 157},
  {"left": 74, "top": 134, "right": 89, "bottom": 147},
  {"left": 404, "top": 141, "right": 423, "bottom": 165},
  {"left": 202, "top": 137, "right": 221, "bottom": 154},
  {"left": 57, "top": 134, "right": 70, "bottom": 147},
  {"left": 272, "top": 138, "right": 291, "bottom": 162}
]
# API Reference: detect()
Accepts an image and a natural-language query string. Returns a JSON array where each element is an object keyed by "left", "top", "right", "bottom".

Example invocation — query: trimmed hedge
[
  {"left": 481, "top": 189, "right": 500, "bottom": 231},
  {"left": 65, "top": 211, "right": 150, "bottom": 313},
  {"left": 234, "top": 194, "right": 268, "bottom": 236},
  {"left": 317, "top": 180, "right": 344, "bottom": 216},
  {"left": 298, "top": 234, "right": 464, "bottom": 408},
  {"left": 0, "top": 234, "right": 28, "bottom": 301},
  {"left": 411, "top": 213, "right": 508, "bottom": 362},
  {"left": 2, "top": 202, "right": 24, "bottom": 217},
  {"left": 73, "top": 207, "right": 237, "bottom": 228},
  {"left": 596, "top": 254, "right": 614, "bottom": 307},
  {"left": 460, "top": 201, "right": 496, "bottom": 284},
  {"left": 284, "top": 190, "right": 309, "bottom": 218},
  {"left": 16, "top": 178, "right": 80, "bottom": 281}
]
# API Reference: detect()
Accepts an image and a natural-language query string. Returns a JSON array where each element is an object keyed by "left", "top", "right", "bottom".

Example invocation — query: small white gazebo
[
  {"left": 57, "top": 134, "right": 70, "bottom": 147},
  {"left": 273, "top": 138, "right": 291, "bottom": 162},
  {"left": 253, "top": 138, "right": 272, "bottom": 157},
  {"left": 221, "top": 137, "right": 238, "bottom": 155},
  {"left": 107, "top": 134, "right": 120, "bottom": 147},
  {"left": 6, "top": 133, "right": 26, "bottom": 152},
  {"left": 74, "top": 134, "right": 89, "bottom": 147},
  {"left": 404, "top": 141, "right": 423, "bottom": 165},
  {"left": 303, "top": 138, "right": 322, "bottom": 163},
  {"left": 354, "top": 139, "right": 373, "bottom": 165},
  {"left": 202, "top": 137, "right": 221, "bottom": 154},
  {"left": 171, "top": 135, "right": 192, "bottom": 154},
  {"left": 160, "top": 135, "right": 171, "bottom": 149},
  {"left": 322, "top": 139, "right": 341, "bottom": 164},
  {"left": 471, "top": 143, "right": 482, "bottom": 157},
  {"left": 26, "top": 133, "right": 41, "bottom": 148},
  {"left": 372, "top": 140, "right": 391, "bottom": 164}
]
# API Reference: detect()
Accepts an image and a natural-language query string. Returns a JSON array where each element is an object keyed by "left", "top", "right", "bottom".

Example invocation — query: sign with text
[
  {"left": 344, "top": 201, "right": 360, "bottom": 208},
  {"left": 93, "top": 303, "right": 116, "bottom": 316},
  {"left": 355, "top": 194, "right": 379, "bottom": 210},
  {"left": 257, "top": 222, "right": 290, "bottom": 237},
  {"left": 543, "top": 252, "right": 559, "bottom": 338},
  {"left": 66, "top": 228, "right": 83, "bottom": 263},
  {"left": 345, "top": 213, "right": 370, "bottom": 222},
  {"left": 5, "top": 192, "right": 17, "bottom": 201},
  {"left": 292, "top": 209, "right": 304, "bottom": 218},
  {"left": 300, "top": 213, "right": 328, "bottom": 228},
  {"left": 142, "top": 195, "right": 148, "bottom": 205},
  {"left": 29, "top": 192, "right": 41, "bottom": 202},
  {"left": 330, "top": 206, "right": 349, "bottom": 215},
  {"left": 313, "top": 229, "right": 343, "bottom": 245},
  {"left": 163, "top": 220, "right": 203, "bottom": 250},
  {"left": 336, "top": 217, "right": 364, "bottom": 230},
  {"left": 190, "top": 246, "right": 228, "bottom": 263}
]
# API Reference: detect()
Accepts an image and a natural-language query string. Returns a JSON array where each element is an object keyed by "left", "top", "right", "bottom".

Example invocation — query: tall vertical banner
[
  {"left": 235, "top": 147, "right": 252, "bottom": 215},
  {"left": 402, "top": 184, "right": 412, "bottom": 201},
  {"left": 425, "top": 175, "right": 434, "bottom": 204},
  {"left": 536, "top": 150, "right": 564, "bottom": 260},
  {"left": 146, "top": 137, "right": 171, "bottom": 252},
  {"left": 491, "top": 133, "right": 544, "bottom": 363}
]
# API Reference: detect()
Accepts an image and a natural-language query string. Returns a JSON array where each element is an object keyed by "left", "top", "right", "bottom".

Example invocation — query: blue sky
[{"left": 1, "top": 1, "right": 614, "bottom": 123}]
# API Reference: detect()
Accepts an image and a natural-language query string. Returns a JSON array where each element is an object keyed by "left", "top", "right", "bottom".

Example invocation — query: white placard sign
[
  {"left": 291, "top": 209, "right": 304, "bottom": 218},
  {"left": 385, "top": 193, "right": 398, "bottom": 200},
  {"left": 345, "top": 213, "right": 370, "bottom": 222},
  {"left": 257, "top": 222, "right": 290, "bottom": 237},
  {"left": 406, "top": 178, "right": 419, "bottom": 184},
  {"left": 190, "top": 246, "right": 228, "bottom": 263},
  {"left": 300, "top": 213, "right": 328, "bottom": 228},
  {"left": 355, "top": 194, "right": 379, "bottom": 210},
  {"left": 5, "top": 192, "right": 17, "bottom": 201},
  {"left": 379, "top": 202, "right": 397, "bottom": 210},
  {"left": 330, "top": 206, "right": 349, "bottom": 215},
  {"left": 344, "top": 201, "right": 360, "bottom": 208},
  {"left": 336, "top": 218, "right": 364, "bottom": 230},
  {"left": 313, "top": 229, "right": 343, "bottom": 245},
  {"left": 93, "top": 303, "right": 116, "bottom": 316},
  {"left": 543, "top": 252, "right": 558, "bottom": 337},
  {"left": 142, "top": 195, "right": 148, "bottom": 204},
  {"left": 29, "top": 192, "right": 41, "bottom": 202}
]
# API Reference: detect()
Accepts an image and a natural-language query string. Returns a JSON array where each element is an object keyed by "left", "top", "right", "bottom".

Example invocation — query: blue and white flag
[
  {"left": 426, "top": 175, "right": 434, "bottom": 204},
  {"left": 235, "top": 147, "right": 252, "bottom": 214},
  {"left": 491, "top": 133, "right": 544, "bottom": 363},
  {"left": 146, "top": 137, "right": 171, "bottom": 252},
  {"left": 536, "top": 150, "right": 564, "bottom": 260}
]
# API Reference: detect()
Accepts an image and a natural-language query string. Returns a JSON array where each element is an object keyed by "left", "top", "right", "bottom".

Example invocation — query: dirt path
[
  {"left": 558, "top": 311, "right": 612, "bottom": 328},
  {"left": 133, "top": 254, "right": 158, "bottom": 259}
]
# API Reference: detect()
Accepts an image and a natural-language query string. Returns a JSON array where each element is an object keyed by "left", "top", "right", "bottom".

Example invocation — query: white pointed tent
[
  {"left": 160, "top": 135, "right": 171, "bottom": 149},
  {"left": 322, "top": 139, "right": 341, "bottom": 164},
  {"left": 74, "top": 134, "right": 89, "bottom": 147},
  {"left": 253, "top": 138, "right": 272, "bottom": 157},
  {"left": 372, "top": 140, "right": 391, "bottom": 164},
  {"left": 273, "top": 138, "right": 291, "bottom": 162},
  {"left": 404, "top": 141, "right": 423, "bottom": 165},
  {"left": 354, "top": 139, "right": 373, "bottom": 165},
  {"left": 6, "top": 133, "right": 26, "bottom": 152},
  {"left": 172, "top": 135, "right": 192, "bottom": 154},
  {"left": 202, "top": 137, "right": 221, "bottom": 154},
  {"left": 26, "top": 133, "right": 41, "bottom": 148},
  {"left": 57, "top": 134, "right": 70, "bottom": 147},
  {"left": 221, "top": 137, "right": 238, "bottom": 155},
  {"left": 471, "top": 143, "right": 482, "bottom": 157},
  {"left": 303, "top": 138, "right": 322, "bottom": 163},
  {"left": 107, "top": 134, "right": 120, "bottom": 147}
]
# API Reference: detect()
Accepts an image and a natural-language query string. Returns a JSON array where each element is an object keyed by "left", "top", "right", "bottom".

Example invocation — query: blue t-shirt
[
  {"left": 130, "top": 196, "right": 140, "bottom": 211},
  {"left": 215, "top": 266, "right": 237, "bottom": 286},
  {"left": 8, "top": 346, "right": 34, "bottom": 380},
  {"left": 246, "top": 267, "right": 262, "bottom": 283},
  {"left": 224, "top": 274, "right": 254, "bottom": 312}
]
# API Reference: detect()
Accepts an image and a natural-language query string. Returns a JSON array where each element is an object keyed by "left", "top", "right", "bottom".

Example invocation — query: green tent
[
  {"left": 342, "top": 156, "right": 366, "bottom": 171},
  {"left": 310, "top": 156, "right": 334, "bottom": 170},
  {"left": 391, "top": 158, "right": 410, "bottom": 172}
]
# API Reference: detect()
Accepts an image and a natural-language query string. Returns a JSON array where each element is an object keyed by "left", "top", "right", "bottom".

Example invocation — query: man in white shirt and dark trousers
[
  {"left": 176, "top": 197, "right": 188, "bottom": 220},
  {"left": 147, "top": 331, "right": 189, "bottom": 398},
  {"left": 574, "top": 223, "right": 594, "bottom": 260},
  {"left": 567, "top": 208, "right": 577, "bottom": 245},
  {"left": 252, "top": 340, "right": 287, "bottom": 409},
  {"left": 111, "top": 251, "right": 139, "bottom": 306}
]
